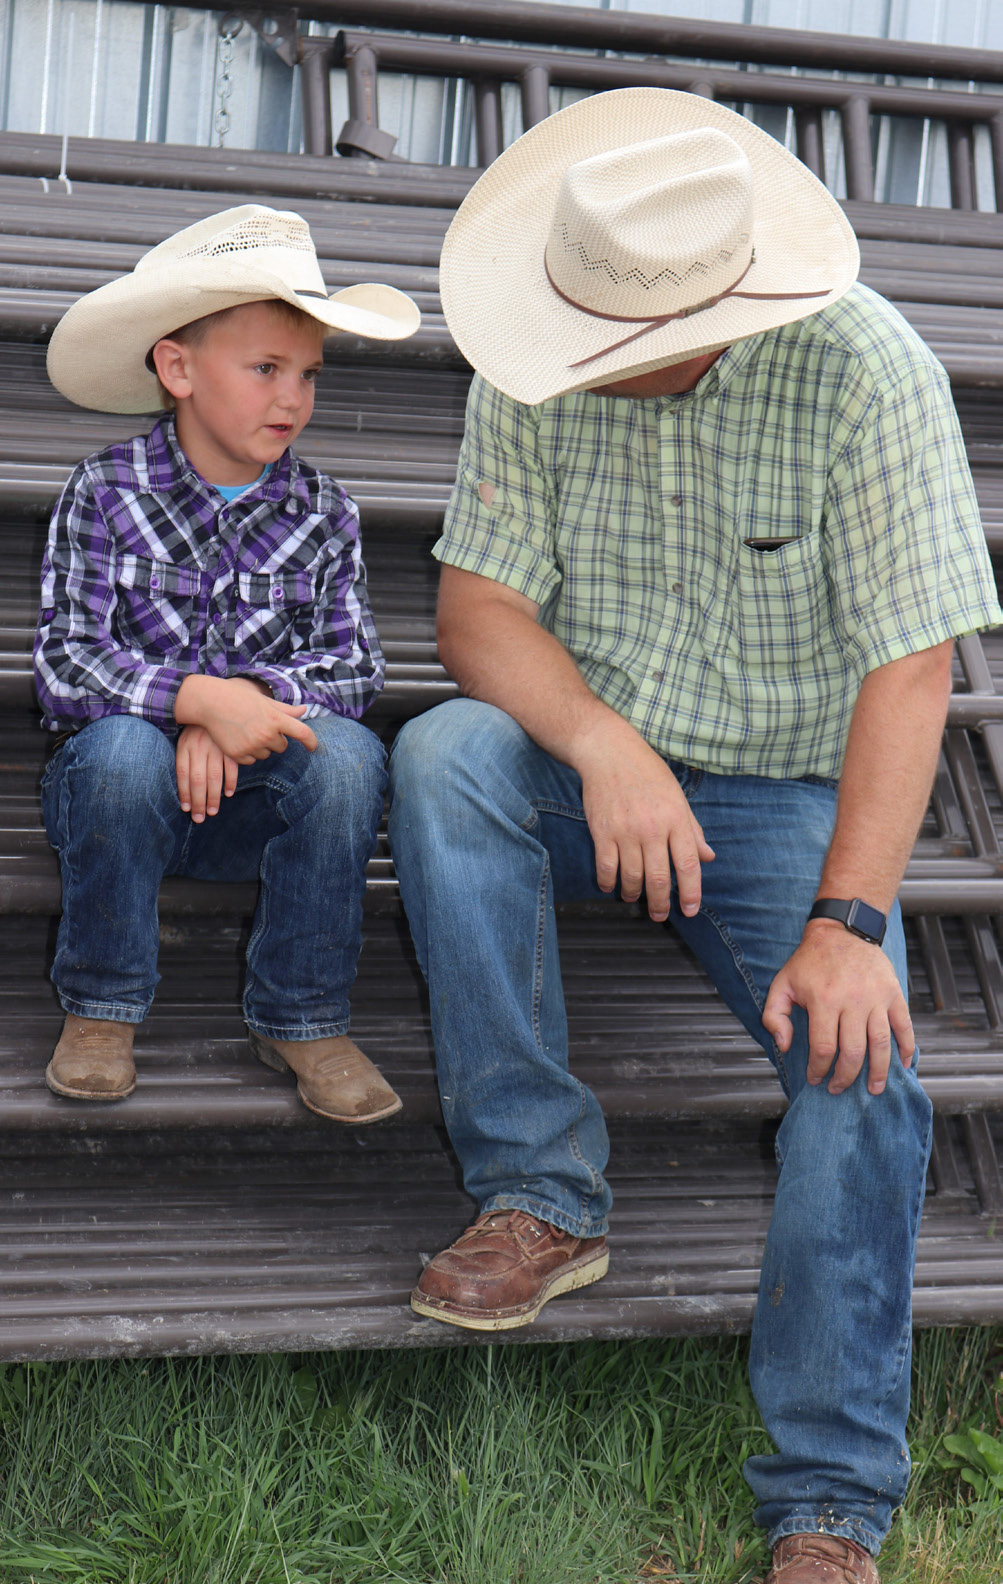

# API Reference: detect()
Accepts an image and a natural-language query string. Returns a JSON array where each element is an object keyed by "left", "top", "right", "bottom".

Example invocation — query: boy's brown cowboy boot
[
  {"left": 767, "top": 1535, "right": 879, "bottom": 1584},
  {"left": 248, "top": 1029, "right": 402, "bottom": 1123},
  {"left": 45, "top": 1014, "right": 137, "bottom": 1099}
]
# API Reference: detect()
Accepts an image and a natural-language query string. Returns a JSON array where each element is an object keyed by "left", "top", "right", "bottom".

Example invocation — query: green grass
[{"left": 0, "top": 1328, "right": 1000, "bottom": 1583}]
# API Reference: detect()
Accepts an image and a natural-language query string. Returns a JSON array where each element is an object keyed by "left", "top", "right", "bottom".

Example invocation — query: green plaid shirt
[{"left": 436, "top": 284, "right": 1001, "bottom": 779}]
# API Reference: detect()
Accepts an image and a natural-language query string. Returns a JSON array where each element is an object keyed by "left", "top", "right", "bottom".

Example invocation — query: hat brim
[
  {"left": 440, "top": 88, "right": 860, "bottom": 405},
  {"left": 47, "top": 264, "right": 421, "bottom": 414}
]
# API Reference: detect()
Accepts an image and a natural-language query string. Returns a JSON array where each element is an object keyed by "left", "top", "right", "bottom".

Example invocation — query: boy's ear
[{"left": 151, "top": 338, "right": 193, "bottom": 400}]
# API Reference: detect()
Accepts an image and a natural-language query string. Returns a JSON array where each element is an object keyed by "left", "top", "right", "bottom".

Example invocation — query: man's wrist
[
  {"left": 570, "top": 700, "right": 655, "bottom": 774},
  {"left": 808, "top": 896, "right": 888, "bottom": 946}
]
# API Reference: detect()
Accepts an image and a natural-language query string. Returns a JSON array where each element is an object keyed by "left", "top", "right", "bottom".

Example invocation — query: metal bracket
[
  {"left": 332, "top": 36, "right": 402, "bottom": 161},
  {"left": 335, "top": 118, "right": 399, "bottom": 160},
  {"left": 225, "top": 8, "right": 300, "bottom": 69}
]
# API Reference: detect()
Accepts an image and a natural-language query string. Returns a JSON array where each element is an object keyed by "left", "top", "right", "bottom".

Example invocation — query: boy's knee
[
  {"left": 44, "top": 717, "right": 177, "bottom": 848},
  {"left": 300, "top": 716, "right": 386, "bottom": 807},
  {"left": 63, "top": 715, "right": 174, "bottom": 791}
]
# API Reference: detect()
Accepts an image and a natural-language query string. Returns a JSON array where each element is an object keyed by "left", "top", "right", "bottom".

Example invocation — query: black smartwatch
[{"left": 808, "top": 897, "right": 887, "bottom": 946}]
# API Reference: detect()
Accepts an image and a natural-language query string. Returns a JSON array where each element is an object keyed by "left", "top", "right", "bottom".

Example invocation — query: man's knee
[
  {"left": 775, "top": 1044, "right": 932, "bottom": 1182},
  {"left": 390, "top": 698, "right": 527, "bottom": 801}
]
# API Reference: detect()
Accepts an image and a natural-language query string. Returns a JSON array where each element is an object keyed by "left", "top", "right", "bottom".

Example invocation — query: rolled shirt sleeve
[
  {"left": 435, "top": 374, "right": 562, "bottom": 608},
  {"left": 821, "top": 358, "right": 1000, "bottom": 677}
]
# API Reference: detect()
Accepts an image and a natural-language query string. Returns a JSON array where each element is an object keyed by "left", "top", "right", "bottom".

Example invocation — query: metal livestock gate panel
[
  {"left": 0, "top": 9, "right": 1002, "bottom": 1354},
  {"left": 3, "top": 0, "right": 1003, "bottom": 201}
]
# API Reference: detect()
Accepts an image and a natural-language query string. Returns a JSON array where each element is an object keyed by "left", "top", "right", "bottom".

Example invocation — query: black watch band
[{"left": 808, "top": 897, "right": 887, "bottom": 946}]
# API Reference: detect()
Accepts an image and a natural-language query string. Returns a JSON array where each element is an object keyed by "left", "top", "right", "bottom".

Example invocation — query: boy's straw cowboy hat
[
  {"left": 47, "top": 204, "right": 422, "bottom": 414},
  {"left": 439, "top": 87, "right": 860, "bottom": 405}
]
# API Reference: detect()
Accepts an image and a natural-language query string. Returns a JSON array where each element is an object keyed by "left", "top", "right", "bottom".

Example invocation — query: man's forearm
[
  {"left": 814, "top": 640, "right": 954, "bottom": 916},
  {"left": 438, "top": 573, "right": 639, "bottom": 774},
  {"left": 764, "top": 640, "right": 953, "bottom": 1094}
]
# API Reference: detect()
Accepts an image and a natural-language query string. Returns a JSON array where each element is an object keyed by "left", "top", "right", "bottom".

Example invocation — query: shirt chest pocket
[
  {"left": 114, "top": 556, "right": 200, "bottom": 656},
  {"left": 697, "top": 534, "right": 828, "bottom": 672},
  {"left": 234, "top": 568, "right": 318, "bottom": 658}
]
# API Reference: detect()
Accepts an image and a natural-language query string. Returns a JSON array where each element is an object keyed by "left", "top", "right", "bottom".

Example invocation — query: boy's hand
[
  {"left": 175, "top": 674, "right": 318, "bottom": 762},
  {"left": 176, "top": 726, "right": 240, "bottom": 822}
]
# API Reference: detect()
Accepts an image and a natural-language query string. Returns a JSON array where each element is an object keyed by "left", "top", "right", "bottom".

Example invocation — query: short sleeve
[
  {"left": 434, "top": 375, "right": 563, "bottom": 608},
  {"left": 822, "top": 359, "right": 1001, "bottom": 676}
]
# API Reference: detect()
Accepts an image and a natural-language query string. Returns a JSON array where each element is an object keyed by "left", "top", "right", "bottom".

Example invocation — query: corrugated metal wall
[{"left": 2, "top": 0, "right": 1001, "bottom": 204}]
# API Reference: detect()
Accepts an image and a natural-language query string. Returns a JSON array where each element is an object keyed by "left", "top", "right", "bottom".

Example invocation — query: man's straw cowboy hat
[
  {"left": 47, "top": 204, "right": 421, "bottom": 414},
  {"left": 439, "top": 87, "right": 860, "bottom": 405}
]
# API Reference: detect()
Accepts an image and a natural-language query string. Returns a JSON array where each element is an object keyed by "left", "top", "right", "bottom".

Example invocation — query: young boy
[{"left": 34, "top": 204, "right": 420, "bottom": 1121}]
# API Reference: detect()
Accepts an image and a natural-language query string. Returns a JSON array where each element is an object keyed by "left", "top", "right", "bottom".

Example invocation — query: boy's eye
[
  {"left": 303, "top": 368, "right": 320, "bottom": 383},
  {"left": 255, "top": 362, "right": 274, "bottom": 375}
]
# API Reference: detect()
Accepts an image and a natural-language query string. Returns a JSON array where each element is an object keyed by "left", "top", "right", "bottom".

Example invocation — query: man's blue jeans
[
  {"left": 388, "top": 698, "right": 932, "bottom": 1556},
  {"left": 41, "top": 712, "right": 386, "bottom": 1038}
]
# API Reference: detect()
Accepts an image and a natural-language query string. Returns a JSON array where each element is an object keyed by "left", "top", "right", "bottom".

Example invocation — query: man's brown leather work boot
[
  {"left": 766, "top": 1534, "right": 879, "bottom": 1584},
  {"left": 411, "top": 1208, "right": 609, "bottom": 1329}
]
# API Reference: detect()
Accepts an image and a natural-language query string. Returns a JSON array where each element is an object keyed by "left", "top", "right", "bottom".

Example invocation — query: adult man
[{"left": 387, "top": 89, "right": 1001, "bottom": 1581}]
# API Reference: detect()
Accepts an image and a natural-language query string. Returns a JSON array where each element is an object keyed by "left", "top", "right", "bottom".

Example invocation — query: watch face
[
  {"left": 810, "top": 897, "right": 887, "bottom": 945},
  {"left": 846, "top": 898, "right": 886, "bottom": 945}
]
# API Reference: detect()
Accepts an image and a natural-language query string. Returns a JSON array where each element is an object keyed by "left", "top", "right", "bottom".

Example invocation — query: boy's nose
[{"left": 277, "top": 377, "right": 308, "bottom": 413}]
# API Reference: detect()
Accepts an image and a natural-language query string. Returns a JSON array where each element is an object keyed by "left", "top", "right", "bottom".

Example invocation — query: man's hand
[
  {"left": 436, "top": 568, "right": 714, "bottom": 922},
  {"left": 762, "top": 920, "right": 915, "bottom": 1096},
  {"left": 176, "top": 726, "right": 240, "bottom": 822},
  {"left": 174, "top": 674, "right": 318, "bottom": 762},
  {"left": 576, "top": 729, "right": 714, "bottom": 921}
]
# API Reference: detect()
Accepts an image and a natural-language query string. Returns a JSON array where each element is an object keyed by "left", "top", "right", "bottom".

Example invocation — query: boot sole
[
  {"left": 410, "top": 1247, "right": 610, "bottom": 1330},
  {"left": 248, "top": 1029, "right": 403, "bottom": 1125},
  {"left": 298, "top": 1087, "right": 403, "bottom": 1125},
  {"left": 44, "top": 1062, "right": 136, "bottom": 1101}
]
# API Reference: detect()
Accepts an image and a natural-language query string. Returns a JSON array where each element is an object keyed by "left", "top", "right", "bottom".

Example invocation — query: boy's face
[{"left": 156, "top": 301, "right": 327, "bottom": 485}]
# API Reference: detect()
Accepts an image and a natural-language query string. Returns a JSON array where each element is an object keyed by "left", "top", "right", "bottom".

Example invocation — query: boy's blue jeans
[
  {"left": 40, "top": 712, "right": 386, "bottom": 1039},
  {"left": 388, "top": 698, "right": 932, "bottom": 1557}
]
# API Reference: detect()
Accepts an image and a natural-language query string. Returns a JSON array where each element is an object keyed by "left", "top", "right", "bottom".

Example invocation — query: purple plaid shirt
[{"left": 34, "top": 415, "right": 384, "bottom": 733}]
